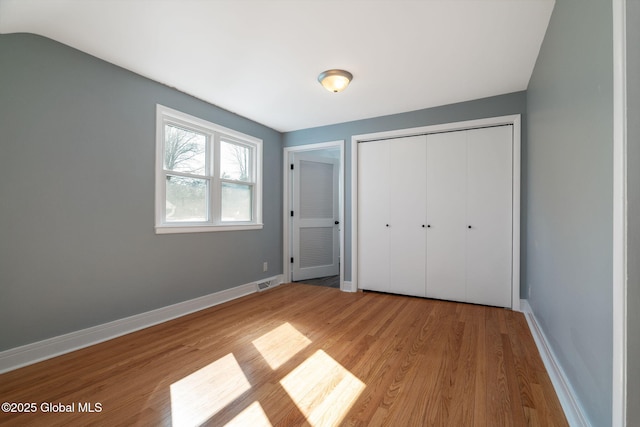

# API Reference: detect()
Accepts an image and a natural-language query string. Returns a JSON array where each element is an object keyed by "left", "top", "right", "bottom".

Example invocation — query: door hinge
[
  {"left": 291, "top": 210, "right": 294, "bottom": 217},
  {"left": 290, "top": 164, "right": 294, "bottom": 170},
  {"left": 291, "top": 257, "right": 294, "bottom": 263}
]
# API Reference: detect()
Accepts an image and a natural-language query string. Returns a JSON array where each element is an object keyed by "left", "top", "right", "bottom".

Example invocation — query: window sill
[{"left": 155, "top": 223, "right": 264, "bottom": 234}]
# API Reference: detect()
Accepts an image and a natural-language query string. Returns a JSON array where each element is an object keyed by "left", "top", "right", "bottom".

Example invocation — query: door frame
[
  {"left": 283, "top": 140, "right": 345, "bottom": 290},
  {"left": 291, "top": 152, "right": 340, "bottom": 281},
  {"left": 351, "top": 115, "right": 521, "bottom": 310},
  {"left": 611, "top": 0, "right": 627, "bottom": 424}
]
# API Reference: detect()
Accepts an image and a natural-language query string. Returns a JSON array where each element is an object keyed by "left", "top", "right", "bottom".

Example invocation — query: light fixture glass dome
[{"left": 318, "top": 69, "right": 353, "bottom": 93}]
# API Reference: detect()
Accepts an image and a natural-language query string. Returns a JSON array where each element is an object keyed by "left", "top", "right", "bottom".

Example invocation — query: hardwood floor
[
  {"left": 0, "top": 284, "right": 567, "bottom": 426},
  {"left": 294, "top": 275, "right": 340, "bottom": 289}
]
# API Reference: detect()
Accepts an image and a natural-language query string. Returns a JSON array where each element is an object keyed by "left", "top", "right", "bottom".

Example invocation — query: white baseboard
[
  {"left": 342, "top": 280, "right": 355, "bottom": 292},
  {"left": 520, "top": 299, "right": 591, "bottom": 427},
  {"left": 0, "top": 275, "right": 283, "bottom": 374}
]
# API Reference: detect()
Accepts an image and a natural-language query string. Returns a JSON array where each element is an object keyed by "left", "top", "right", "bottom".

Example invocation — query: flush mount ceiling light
[{"left": 317, "top": 69, "right": 353, "bottom": 93}]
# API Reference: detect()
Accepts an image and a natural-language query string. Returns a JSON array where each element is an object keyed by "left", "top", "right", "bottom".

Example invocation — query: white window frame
[{"left": 155, "top": 104, "right": 263, "bottom": 234}]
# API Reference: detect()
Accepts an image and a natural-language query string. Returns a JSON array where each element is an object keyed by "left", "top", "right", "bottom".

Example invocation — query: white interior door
[
  {"left": 357, "top": 140, "right": 390, "bottom": 292},
  {"left": 388, "top": 135, "right": 427, "bottom": 297},
  {"left": 292, "top": 153, "right": 340, "bottom": 281},
  {"left": 426, "top": 131, "right": 468, "bottom": 302},
  {"left": 466, "top": 126, "right": 513, "bottom": 307}
]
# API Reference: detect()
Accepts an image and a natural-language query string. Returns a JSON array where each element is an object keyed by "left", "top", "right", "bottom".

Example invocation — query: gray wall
[
  {"left": 0, "top": 34, "right": 283, "bottom": 351},
  {"left": 284, "top": 92, "right": 527, "bottom": 291},
  {"left": 627, "top": 0, "right": 640, "bottom": 424},
  {"left": 526, "top": 1, "right": 613, "bottom": 425}
]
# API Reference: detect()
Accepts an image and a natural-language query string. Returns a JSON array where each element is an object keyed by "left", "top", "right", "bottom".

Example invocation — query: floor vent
[{"left": 256, "top": 280, "right": 272, "bottom": 291}]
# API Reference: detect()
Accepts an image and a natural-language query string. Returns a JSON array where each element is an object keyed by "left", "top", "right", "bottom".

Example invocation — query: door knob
[
  {"left": 335, "top": 221, "right": 340, "bottom": 225},
  {"left": 468, "top": 225, "right": 472, "bottom": 229}
]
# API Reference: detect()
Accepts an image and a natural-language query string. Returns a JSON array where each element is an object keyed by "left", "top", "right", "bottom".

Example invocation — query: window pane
[
  {"left": 221, "top": 182, "right": 252, "bottom": 221},
  {"left": 221, "top": 140, "right": 251, "bottom": 181},
  {"left": 164, "top": 124, "right": 206, "bottom": 174},
  {"left": 166, "top": 175, "right": 208, "bottom": 222}
]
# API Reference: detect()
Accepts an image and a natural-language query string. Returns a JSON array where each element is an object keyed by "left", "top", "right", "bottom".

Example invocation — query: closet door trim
[{"left": 351, "top": 115, "right": 521, "bottom": 310}]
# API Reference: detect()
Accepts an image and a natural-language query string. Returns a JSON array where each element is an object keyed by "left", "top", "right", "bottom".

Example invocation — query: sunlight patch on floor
[
  {"left": 252, "top": 322, "right": 312, "bottom": 369},
  {"left": 170, "top": 324, "right": 365, "bottom": 426},
  {"left": 279, "top": 349, "right": 366, "bottom": 427},
  {"left": 170, "top": 353, "right": 251, "bottom": 426},
  {"left": 225, "top": 401, "right": 272, "bottom": 426}
]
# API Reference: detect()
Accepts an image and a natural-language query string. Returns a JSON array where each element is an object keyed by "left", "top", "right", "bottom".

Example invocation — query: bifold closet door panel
[
  {"left": 357, "top": 123, "right": 515, "bottom": 306},
  {"left": 466, "top": 126, "right": 513, "bottom": 307},
  {"left": 358, "top": 140, "right": 390, "bottom": 292},
  {"left": 425, "top": 131, "right": 468, "bottom": 302},
  {"left": 388, "top": 135, "right": 427, "bottom": 297}
]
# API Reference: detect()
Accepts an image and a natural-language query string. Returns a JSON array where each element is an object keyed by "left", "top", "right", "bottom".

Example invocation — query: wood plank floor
[
  {"left": 294, "top": 275, "right": 340, "bottom": 288},
  {"left": 0, "top": 283, "right": 567, "bottom": 426}
]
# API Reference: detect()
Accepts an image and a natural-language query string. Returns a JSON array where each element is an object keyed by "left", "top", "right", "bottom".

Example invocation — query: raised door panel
[
  {"left": 358, "top": 140, "right": 390, "bottom": 291},
  {"left": 388, "top": 135, "right": 427, "bottom": 297},
  {"left": 426, "top": 131, "right": 468, "bottom": 302},
  {"left": 466, "top": 126, "right": 513, "bottom": 307}
]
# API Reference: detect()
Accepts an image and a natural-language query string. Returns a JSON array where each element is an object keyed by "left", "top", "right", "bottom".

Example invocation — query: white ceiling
[{"left": 0, "top": 0, "right": 554, "bottom": 132}]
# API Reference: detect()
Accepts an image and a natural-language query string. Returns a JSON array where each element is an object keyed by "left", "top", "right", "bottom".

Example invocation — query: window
[{"left": 156, "top": 105, "right": 262, "bottom": 233}]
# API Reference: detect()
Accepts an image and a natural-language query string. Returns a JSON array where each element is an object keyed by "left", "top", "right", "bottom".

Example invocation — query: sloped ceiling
[{"left": 0, "top": 0, "right": 554, "bottom": 132}]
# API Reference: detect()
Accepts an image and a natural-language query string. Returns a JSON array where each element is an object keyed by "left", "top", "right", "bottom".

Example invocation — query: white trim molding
[
  {"left": 520, "top": 300, "right": 591, "bottom": 427},
  {"left": 612, "top": 0, "right": 628, "bottom": 426},
  {"left": 342, "top": 280, "right": 355, "bottom": 293},
  {"left": 0, "top": 275, "right": 283, "bottom": 374},
  {"left": 155, "top": 104, "right": 264, "bottom": 234},
  {"left": 282, "top": 140, "right": 345, "bottom": 289}
]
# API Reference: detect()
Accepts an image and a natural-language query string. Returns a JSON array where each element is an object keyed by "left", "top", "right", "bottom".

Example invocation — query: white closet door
[
  {"left": 388, "top": 135, "right": 427, "bottom": 297},
  {"left": 426, "top": 131, "right": 468, "bottom": 302},
  {"left": 292, "top": 153, "right": 340, "bottom": 281},
  {"left": 358, "top": 140, "right": 390, "bottom": 292},
  {"left": 466, "top": 126, "right": 513, "bottom": 307}
]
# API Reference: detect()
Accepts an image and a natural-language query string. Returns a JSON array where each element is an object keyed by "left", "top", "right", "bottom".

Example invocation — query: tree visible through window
[
  {"left": 156, "top": 105, "right": 262, "bottom": 233},
  {"left": 221, "top": 140, "right": 252, "bottom": 221},
  {"left": 164, "top": 124, "right": 208, "bottom": 222}
]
